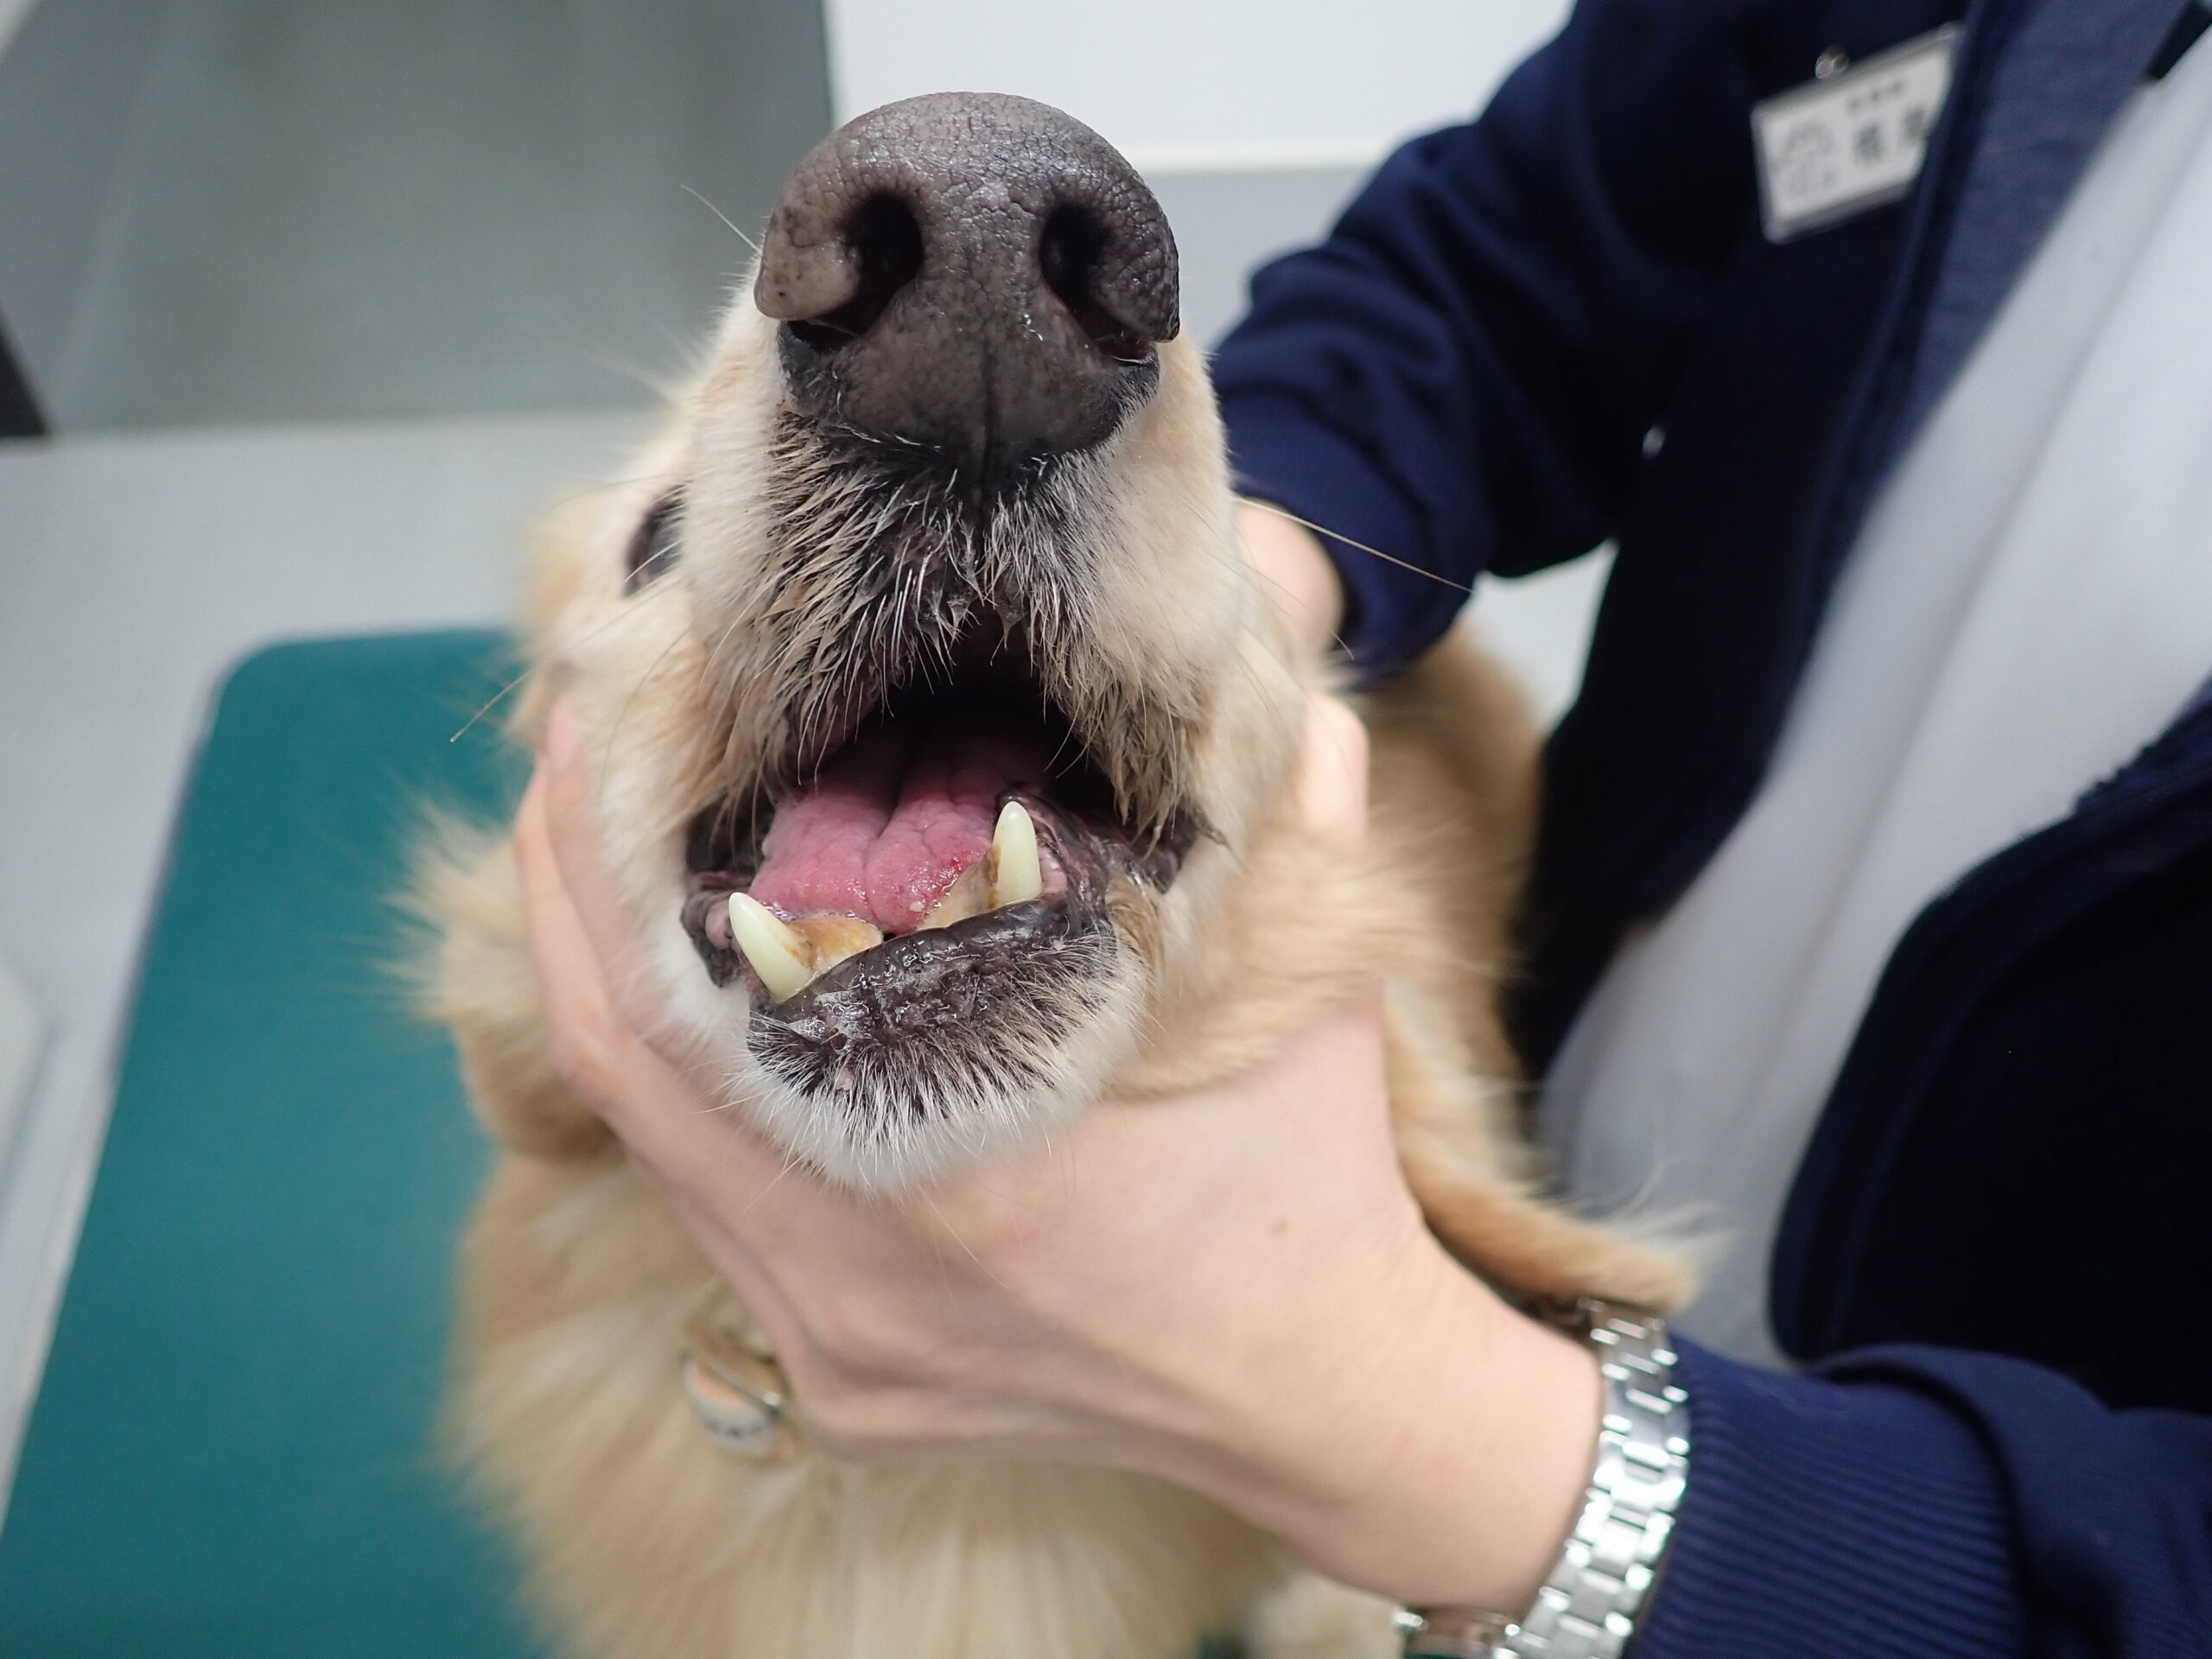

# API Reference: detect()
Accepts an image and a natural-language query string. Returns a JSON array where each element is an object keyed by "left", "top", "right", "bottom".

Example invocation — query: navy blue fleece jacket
[{"left": 1211, "top": 0, "right": 2212, "bottom": 1652}]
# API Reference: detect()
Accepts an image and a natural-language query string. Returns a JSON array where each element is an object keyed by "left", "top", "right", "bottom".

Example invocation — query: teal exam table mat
[{"left": 0, "top": 632, "right": 542, "bottom": 1656}]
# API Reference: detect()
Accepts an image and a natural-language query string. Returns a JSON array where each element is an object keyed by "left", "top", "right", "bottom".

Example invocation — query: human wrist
[
  {"left": 1402, "top": 1305, "right": 1691, "bottom": 1659},
  {"left": 1349, "top": 1262, "right": 1605, "bottom": 1614},
  {"left": 1171, "top": 1239, "right": 1603, "bottom": 1615}
]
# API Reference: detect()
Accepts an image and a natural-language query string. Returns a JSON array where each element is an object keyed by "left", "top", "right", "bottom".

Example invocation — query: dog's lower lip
[
  {"left": 677, "top": 852, "right": 1097, "bottom": 1001},
  {"left": 742, "top": 887, "right": 1122, "bottom": 1100},
  {"left": 751, "top": 890, "right": 1080, "bottom": 1014}
]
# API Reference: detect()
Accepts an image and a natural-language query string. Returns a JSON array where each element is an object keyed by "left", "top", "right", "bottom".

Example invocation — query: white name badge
[{"left": 1752, "top": 24, "right": 1961, "bottom": 242}]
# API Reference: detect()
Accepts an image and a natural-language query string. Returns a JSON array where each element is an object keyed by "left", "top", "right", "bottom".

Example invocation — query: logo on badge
[{"left": 1752, "top": 25, "right": 1959, "bottom": 242}]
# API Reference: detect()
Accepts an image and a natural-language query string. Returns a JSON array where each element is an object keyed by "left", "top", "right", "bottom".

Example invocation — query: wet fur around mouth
[
  {"left": 721, "top": 796, "right": 1178, "bottom": 1186},
  {"left": 704, "top": 407, "right": 1205, "bottom": 841},
  {"left": 747, "top": 894, "right": 1117, "bottom": 1126}
]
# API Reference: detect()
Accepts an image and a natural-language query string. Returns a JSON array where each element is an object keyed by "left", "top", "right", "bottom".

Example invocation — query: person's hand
[{"left": 512, "top": 690, "right": 1599, "bottom": 1619}]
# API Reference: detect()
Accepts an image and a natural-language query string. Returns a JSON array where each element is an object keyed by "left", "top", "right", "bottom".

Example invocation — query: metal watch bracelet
[{"left": 1396, "top": 1300, "right": 1690, "bottom": 1659}]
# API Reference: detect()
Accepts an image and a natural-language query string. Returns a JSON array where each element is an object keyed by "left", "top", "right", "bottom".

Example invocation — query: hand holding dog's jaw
[{"left": 518, "top": 696, "right": 1599, "bottom": 1622}]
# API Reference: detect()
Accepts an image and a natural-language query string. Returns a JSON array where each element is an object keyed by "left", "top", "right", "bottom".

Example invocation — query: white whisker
[{"left": 682, "top": 184, "right": 763, "bottom": 256}]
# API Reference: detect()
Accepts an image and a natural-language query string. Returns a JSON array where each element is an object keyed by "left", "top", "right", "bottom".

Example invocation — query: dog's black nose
[{"left": 755, "top": 92, "right": 1179, "bottom": 474}]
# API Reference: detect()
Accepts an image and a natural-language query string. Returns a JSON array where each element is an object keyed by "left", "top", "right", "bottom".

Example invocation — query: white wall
[{"left": 823, "top": 0, "right": 1569, "bottom": 170}]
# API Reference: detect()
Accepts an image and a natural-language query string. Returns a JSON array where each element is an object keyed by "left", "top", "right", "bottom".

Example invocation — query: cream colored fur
[{"left": 425, "top": 290, "right": 1688, "bottom": 1659}]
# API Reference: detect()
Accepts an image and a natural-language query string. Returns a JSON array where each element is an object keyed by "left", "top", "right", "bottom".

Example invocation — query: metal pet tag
[
  {"left": 1752, "top": 25, "right": 1960, "bottom": 242},
  {"left": 681, "top": 1310, "right": 801, "bottom": 1460}
]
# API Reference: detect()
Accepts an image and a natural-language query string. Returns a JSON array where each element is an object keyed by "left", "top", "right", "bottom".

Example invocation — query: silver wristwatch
[{"left": 1396, "top": 1300, "right": 1690, "bottom": 1659}]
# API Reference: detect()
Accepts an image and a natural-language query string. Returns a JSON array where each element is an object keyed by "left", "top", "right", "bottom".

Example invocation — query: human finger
[
  {"left": 1236, "top": 499, "right": 1344, "bottom": 656},
  {"left": 531, "top": 699, "right": 664, "bottom": 1020},
  {"left": 512, "top": 766, "right": 652, "bottom": 1116},
  {"left": 1293, "top": 690, "right": 1369, "bottom": 841},
  {"left": 512, "top": 746, "right": 736, "bottom": 1147}
]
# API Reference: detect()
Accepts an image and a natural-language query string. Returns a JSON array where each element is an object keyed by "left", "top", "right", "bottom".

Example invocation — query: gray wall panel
[
  {"left": 1146, "top": 164, "right": 1366, "bottom": 350},
  {"left": 50, "top": 0, "right": 830, "bottom": 429},
  {"left": 0, "top": 0, "right": 177, "bottom": 411}
]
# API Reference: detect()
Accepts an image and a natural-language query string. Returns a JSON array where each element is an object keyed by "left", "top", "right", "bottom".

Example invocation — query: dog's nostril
[
  {"left": 1038, "top": 205, "right": 1149, "bottom": 365},
  {"left": 783, "top": 194, "right": 925, "bottom": 356}
]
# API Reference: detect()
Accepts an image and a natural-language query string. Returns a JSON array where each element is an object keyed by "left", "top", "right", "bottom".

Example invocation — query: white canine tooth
[
  {"left": 727, "top": 893, "right": 816, "bottom": 1001},
  {"left": 988, "top": 799, "right": 1042, "bottom": 907}
]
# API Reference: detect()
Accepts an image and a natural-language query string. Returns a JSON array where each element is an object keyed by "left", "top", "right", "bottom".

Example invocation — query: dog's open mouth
[{"left": 677, "top": 639, "right": 1191, "bottom": 1043}]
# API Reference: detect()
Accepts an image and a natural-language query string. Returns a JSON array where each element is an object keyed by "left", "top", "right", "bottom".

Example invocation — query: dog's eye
[{"left": 623, "top": 491, "right": 683, "bottom": 594}]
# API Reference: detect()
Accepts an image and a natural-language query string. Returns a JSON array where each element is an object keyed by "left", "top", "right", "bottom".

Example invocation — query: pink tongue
[{"left": 748, "top": 712, "right": 1062, "bottom": 933}]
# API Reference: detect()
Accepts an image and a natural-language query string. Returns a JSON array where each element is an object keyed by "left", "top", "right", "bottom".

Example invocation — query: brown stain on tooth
[
  {"left": 789, "top": 914, "right": 884, "bottom": 972},
  {"left": 917, "top": 863, "right": 991, "bottom": 931},
  {"left": 728, "top": 895, "right": 886, "bottom": 999}
]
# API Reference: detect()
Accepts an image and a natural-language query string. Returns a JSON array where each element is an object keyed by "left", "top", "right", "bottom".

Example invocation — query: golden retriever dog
[{"left": 426, "top": 92, "right": 1684, "bottom": 1659}]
